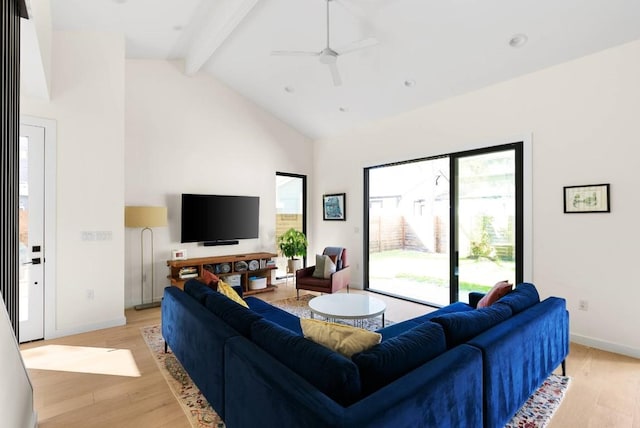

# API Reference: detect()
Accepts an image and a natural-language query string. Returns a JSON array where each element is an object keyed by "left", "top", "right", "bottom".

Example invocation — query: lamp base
[{"left": 134, "top": 301, "right": 161, "bottom": 310}]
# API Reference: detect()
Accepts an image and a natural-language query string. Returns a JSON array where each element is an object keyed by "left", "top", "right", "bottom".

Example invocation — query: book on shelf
[
  {"left": 179, "top": 273, "right": 199, "bottom": 279},
  {"left": 178, "top": 267, "right": 198, "bottom": 279}
]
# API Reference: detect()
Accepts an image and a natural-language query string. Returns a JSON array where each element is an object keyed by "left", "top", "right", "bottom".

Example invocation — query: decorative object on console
[
  {"left": 125, "top": 206, "right": 168, "bottom": 310},
  {"left": 248, "top": 260, "right": 259, "bottom": 271},
  {"left": 234, "top": 260, "right": 248, "bottom": 272},
  {"left": 216, "top": 263, "right": 231, "bottom": 274},
  {"left": 563, "top": 183, "right": 610, "bottom": 213},
  {"left": 323, "top": 193, "right": 346, "bottom": 220},
  {"left": 171, "top": 249, "right": 187, "bottom": 260}
]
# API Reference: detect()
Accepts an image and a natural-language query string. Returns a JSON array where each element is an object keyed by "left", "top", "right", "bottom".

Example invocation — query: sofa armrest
[{"left": 468, "top": 292, "right": 485, "bottom": 308}]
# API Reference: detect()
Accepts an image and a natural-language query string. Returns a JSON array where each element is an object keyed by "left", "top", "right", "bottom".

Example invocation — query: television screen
[{"left": 181, "top": 194, "right": 259, "bottom": 243}]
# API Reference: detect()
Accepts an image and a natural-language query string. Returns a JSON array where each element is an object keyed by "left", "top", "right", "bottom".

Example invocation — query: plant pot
[{"left": 287, "top": 258, "right": 302, "bottom": 274}]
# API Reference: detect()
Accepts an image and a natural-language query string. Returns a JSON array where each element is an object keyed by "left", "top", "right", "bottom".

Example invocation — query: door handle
[{"left": 22, "top": 257, "right": 42, "bottom": 265}]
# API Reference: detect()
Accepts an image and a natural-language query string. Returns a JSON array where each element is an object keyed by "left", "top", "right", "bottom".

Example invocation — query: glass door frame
[
  {"left": 275, "top": 172, "right": 308, "bottom": 278},
  {"left": 364, "top": 141, "right": 525, "bottom": 307},
  {"left": 449, "top": 143, "right": 524, "bottom": 303}
]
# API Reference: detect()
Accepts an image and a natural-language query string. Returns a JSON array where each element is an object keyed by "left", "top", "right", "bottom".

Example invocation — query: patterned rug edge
[
  {"left": 140, "top": 325, "right": 223, "bottom": 428},
  {"left": 505, "top": 374, "right": 571, "bottom": 428}
]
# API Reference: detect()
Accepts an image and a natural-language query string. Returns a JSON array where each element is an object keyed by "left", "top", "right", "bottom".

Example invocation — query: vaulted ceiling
[{"left": 49, "top": 0, "right": 640, "bottom": 139}]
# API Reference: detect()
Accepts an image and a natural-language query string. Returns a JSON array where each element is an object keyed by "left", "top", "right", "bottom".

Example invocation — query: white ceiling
[{"left": 50, "top": 0, "right": 640, "bottom": 140}]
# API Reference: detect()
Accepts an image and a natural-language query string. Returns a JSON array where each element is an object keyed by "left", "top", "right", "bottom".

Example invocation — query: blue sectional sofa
[{"left": 161, "top": 280, "right": 569, "bottom": 428}]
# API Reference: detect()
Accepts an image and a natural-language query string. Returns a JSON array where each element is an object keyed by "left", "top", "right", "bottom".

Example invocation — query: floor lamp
[{"left": 125, "top": 206, "right": 168, "bottom": 310}]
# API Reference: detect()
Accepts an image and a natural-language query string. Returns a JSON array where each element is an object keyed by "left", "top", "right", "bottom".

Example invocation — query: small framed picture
[
  {"left": 172, "top": 249, "right": 187, "bottom": 260},
  {"left": 323, "top": 193, "right": 346, "bottom": 221},
  {"left": 563, "top": 184, "right": 610, "bottom": 213}
]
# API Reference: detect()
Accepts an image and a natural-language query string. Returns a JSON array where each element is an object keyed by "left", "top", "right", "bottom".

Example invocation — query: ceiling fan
[{"left": 271, "top": 0, "right": 378, "bottom": 86}]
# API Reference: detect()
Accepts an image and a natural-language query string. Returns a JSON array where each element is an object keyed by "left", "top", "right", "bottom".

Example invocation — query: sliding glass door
[
  {"left": 365, "top": 143, "right": 522, "bottom": 306},
  {"left": 454, "top": 147, "right": 521, "bottom": 303}
]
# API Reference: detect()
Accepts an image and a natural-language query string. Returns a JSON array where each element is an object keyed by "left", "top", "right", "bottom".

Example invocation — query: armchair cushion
[{"left": 312, "top": 254, "right": 336, "bottom": 279}]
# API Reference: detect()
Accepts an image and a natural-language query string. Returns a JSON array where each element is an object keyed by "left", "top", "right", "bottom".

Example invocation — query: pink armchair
[{"left": 295, "top": 247, "right": 350, "bottom": 299}]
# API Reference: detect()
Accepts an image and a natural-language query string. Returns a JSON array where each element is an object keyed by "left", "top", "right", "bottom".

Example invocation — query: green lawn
[{"left": 369, "top": 249, "right": 515, "bottom": 293}]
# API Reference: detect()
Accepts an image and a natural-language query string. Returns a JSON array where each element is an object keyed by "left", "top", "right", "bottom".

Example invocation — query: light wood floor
[{"left": 20, "top": 281, "right": 640, "bottom": 427}]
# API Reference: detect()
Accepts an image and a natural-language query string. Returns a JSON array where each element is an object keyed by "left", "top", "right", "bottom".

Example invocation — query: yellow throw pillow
[
  {"left": 217, "top": 280, "right": 249, "bottom": 308},
  {"left": 300, "top": 318, "right": 382, "bottom": 358}
]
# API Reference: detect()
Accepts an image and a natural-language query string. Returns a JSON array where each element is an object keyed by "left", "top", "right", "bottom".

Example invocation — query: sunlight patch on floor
[{"left": 21, "top": 345, "right": 141, "bottom": 377}]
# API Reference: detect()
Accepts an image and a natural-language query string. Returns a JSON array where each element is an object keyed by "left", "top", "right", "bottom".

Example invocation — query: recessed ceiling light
[
  {"left": 284, "top": 86, "right": 295, "bottom": 93},
  {"left": 339, "top": 107, "right": 349, "bottom": 112},
  {"left": 509, "top": 34, "right": 528, "bottom": 48},
  {"left": 404, "top": 79, "right": 416, "bottom": 88}
]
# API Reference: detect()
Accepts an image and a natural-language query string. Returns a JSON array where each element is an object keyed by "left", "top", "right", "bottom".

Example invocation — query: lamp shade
[{"left": 125, "top": 206, "right": 167, "bottom": 228}]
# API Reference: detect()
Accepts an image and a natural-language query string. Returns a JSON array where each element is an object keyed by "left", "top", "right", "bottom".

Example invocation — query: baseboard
[
  {"left": 570, "top": 333, "right": 640, "bottom": 359},
  {"left": 46, "top": 316, "right": 127, "bottom": 340}
]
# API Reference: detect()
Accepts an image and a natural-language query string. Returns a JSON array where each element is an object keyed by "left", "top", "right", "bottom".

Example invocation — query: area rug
[
  {"left": 505, "top": 374, "right": 571, "bottom": 428},
  {"left": 141, "top": 296, "right": 571, "bottom": 428}
]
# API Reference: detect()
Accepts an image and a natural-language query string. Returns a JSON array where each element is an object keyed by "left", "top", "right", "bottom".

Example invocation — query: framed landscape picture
[
  {"left": 323, "top": 193, "right": 346, "bottom": 221},
  {"left": 563, "top": 184, "right": 610, "bottom": 213}
]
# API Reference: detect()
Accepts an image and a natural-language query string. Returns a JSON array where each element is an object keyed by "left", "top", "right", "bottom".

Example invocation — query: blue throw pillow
[
  {"left": 352, "top": 322, "right": 447, "bottom": 395},
  {"left": 204, "top": 292, "right": 262, "bottom": 337},
  {"left": 251, "top": 318, "right": 361, "bottom": 406},
  {"left": 183, "top": 279, "right": 216, "bottom": 304},
  {"left": 497, "top": 282, "right": 540, "bottom": 314},
  {"left": 431, "top": 304, "right": 513, "bottom": 348}
]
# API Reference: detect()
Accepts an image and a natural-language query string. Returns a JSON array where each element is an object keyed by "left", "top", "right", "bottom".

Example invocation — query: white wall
[
  {"left": 313, "top": 40, "right": 640, "bottom": 358},
  {"left": 125, "top": 60, "right": 313, "bottom": 307},
  {"left": 21, "top": 31, "right": 126, "bottom": 337}
]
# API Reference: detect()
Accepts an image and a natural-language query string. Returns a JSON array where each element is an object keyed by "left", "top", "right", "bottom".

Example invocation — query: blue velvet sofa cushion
[
  {"left": 497, "top": 282, "right": 540, "bottom": 314},
  {"left": 204, "top": 291, "right": 262, "bottom": 337},
  {"left": 250, "top": 318, "right": 361, "bottom": 406},
  {"left": 376, "top": 301, "right": 474, "bottom": 340},
  {"left": 183, "top": 279, "right": 217, "bottom": 304},
  {"left": 431, "top": 303, "right": 513, "bottom": 348},
  {"left": 245, "top": 296, "right": 303, "bottom": 335},
  {"left": 352, "top": 321, "right": 447, "bottom": 395}
]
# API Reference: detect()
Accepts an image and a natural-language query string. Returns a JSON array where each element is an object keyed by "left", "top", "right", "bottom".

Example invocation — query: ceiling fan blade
[
  {"left": 328, "top": 62, "right": 342, "bottom": 86},
  {"left": 271, "top": 50, "right": 320, "bottom": 57},
  {"left": 335, "top": 37, "right": 378, "bottom": 55}
]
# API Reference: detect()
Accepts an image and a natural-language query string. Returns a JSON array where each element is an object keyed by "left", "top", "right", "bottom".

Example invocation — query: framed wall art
[
  {"left": 563, "top": 184, "right": 610, "bottom": 213},
  {"left": 323, "top": 193, "right": 346, "bottom": 221}
]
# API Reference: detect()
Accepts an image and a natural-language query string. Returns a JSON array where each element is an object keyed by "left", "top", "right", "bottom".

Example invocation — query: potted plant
[{"left": 277, "top": 228, "right": 308, "bottom": 273}]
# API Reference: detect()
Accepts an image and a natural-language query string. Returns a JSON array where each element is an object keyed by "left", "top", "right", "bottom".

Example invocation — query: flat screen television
[{"left": 181, "top": 194, "right": 259, "bottom": 245}]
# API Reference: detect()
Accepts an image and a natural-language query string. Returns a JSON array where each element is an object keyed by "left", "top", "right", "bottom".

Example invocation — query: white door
[{"left": 19, "top": 124, "right": 45, "bottom": 343}]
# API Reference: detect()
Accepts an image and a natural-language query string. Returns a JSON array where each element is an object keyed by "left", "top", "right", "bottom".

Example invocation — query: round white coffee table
[{"left": 308, "top": 294, "right": 386, "bottom": 328}]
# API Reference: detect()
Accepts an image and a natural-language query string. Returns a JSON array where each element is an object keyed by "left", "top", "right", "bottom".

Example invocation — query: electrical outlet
[{"left": 578, "top": 300, "right": 588, "bottom": 311}]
